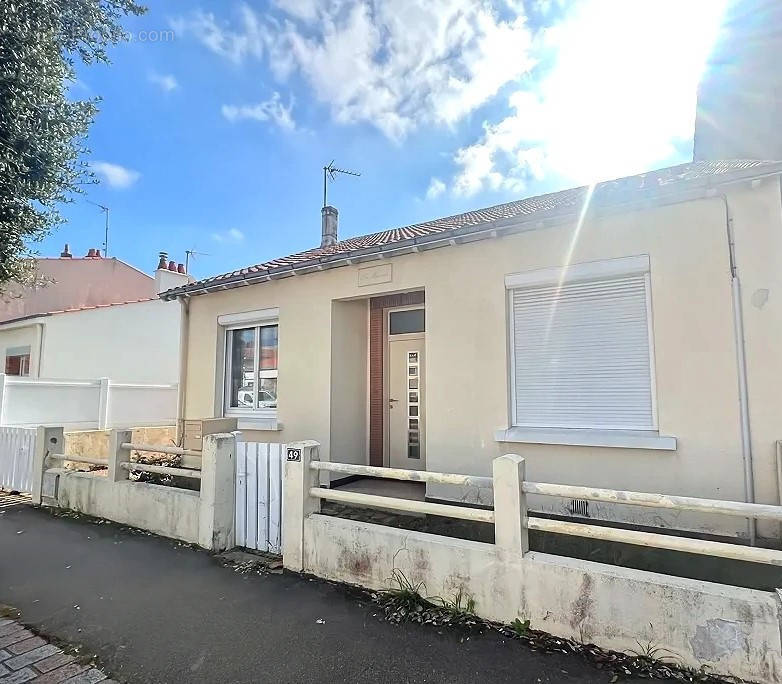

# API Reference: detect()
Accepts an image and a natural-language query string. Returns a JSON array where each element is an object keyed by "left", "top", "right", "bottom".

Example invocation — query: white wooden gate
[
  {"left": 235, "top": 441, "right": 285, "bottom": 553},
  {"left": 0, "top": 427, "right": 36, "bottom": 493}
]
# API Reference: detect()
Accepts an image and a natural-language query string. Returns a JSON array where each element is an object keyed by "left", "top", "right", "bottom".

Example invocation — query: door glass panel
[
  {"left": 390, "top": 309, "right": 425, "bottom": 334},
  {"left": 229, "top": 328, "right": 255, "bottom": 408}
]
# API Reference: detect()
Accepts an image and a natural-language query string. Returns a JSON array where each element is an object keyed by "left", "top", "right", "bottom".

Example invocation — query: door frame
[{"left": 383, "top": 305, "right": 425, "bottom": 467}]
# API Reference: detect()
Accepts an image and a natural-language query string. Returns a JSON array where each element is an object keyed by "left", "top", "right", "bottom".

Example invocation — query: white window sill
[
  {"left": 234, "top": 418, "right": 282, "bottom": 431},
  {"left": 494, "top": 427, "right": 676, "bottom": 451}
]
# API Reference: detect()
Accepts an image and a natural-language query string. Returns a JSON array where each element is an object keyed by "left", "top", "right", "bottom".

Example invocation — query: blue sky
[{"left": 42, "top": 0, "right": 726, "bottom": 280}]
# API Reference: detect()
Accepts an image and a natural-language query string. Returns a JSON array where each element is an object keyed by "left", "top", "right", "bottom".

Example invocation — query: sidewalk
[
  {"left": 0, "top": 501, "right": 632, "bottom": 683},
  {"left": 0, "top": 617, "right": 111, "bottom": 683}
]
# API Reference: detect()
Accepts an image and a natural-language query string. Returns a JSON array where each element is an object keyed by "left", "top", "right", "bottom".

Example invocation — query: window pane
[
  {"left": 258, "top": 377, "right": 277, "bottom": 408},
  {"left": 259, "top": 325, "right": 278, "bottom": 370},
  {"left": 5, "top": 354, "right": 30, "bottom": 377},
  {"left": 228, "top": 328, "right": 256, "bottom": 408},
  {"left": 389, "top": 309, "right": 425, "bottom": 334}
]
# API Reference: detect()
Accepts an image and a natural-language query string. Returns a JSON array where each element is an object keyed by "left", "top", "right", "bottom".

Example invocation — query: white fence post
[
  {"left": 199, "top": 432, "right": 237, "bottom": 552},
  {"left": 0, "top": 373, "right": 6, "bottom": 426},
  {"left": 97, "top": 377, "right": 110, "bottom": 429},
  {"left": 282, "top": 440, "right": 321, "bottom": 572},
  {"left": 108, "top": 429, "right": 132, "bottom": 482},
  {"left": 492, "top": 454, "right": 529, "bottom": 558},
  {"left": 31, "top": 426, "right": 64, "bottom": 506}
]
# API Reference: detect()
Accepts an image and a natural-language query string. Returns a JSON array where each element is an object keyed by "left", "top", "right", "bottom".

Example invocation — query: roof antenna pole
[
  {"left": 184, "top": 248, "right": 210, "bottom": 274},
  {"left": 323, "top": 160, "right": 360, "bottom": 207},
  {"left": 84, "top": 199, "right": 110, "bottom": 256}
]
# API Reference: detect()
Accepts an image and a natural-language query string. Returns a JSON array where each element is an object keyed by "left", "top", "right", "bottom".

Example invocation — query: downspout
[
  {"left": 34, "top": 323, "right": 44, "bottom": 377},
  {"left": 176, "top": 296, "right": 190, "bottom": 444},
  {"left": 718, "top": 193, "right": 756, "bottom": 545}
]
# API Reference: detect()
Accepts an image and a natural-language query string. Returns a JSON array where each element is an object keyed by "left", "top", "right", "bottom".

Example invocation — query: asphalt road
[{"left": 0, "top": 503, "right": 625, "bottom": 683}]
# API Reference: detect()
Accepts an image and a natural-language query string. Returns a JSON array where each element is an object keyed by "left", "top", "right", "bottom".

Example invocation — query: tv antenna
[
  {"left": 323, "top": 161, "right": 360, "bottom": 207},
  {"left": 84, "top": 199, "right": 110, "bottom": 256},
  {"left": 184, "top": 248, "right": 210, "bottom": 274}
]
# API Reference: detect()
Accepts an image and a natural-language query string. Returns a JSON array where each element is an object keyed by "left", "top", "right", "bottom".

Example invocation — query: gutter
[{"left": 162, "top": 165, "right": 782, "bottom": 301}]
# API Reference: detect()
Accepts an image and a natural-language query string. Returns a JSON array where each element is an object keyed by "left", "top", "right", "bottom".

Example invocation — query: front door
[{"left": 388, "top": 336, "right": 425, "bottom": 470}]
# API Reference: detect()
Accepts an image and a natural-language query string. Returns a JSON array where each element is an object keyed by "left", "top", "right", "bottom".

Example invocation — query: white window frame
[
  {"left": 220, "top": 308, "right": 279, "bottom": 420},
  {"left": 5, "top": 345, "right": 31, "bottom": 377},
  {"left": 505, "top": 255, "right": 660, "bottom": 434}
]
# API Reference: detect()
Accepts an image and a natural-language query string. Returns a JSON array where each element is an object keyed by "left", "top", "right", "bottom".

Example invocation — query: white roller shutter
[{"left": 510, "top": 273, "right": 654, "bottom": 430}]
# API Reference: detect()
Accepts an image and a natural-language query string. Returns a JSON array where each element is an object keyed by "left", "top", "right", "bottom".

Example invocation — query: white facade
[
  {"left": 0, "top": 298, "right": 182, "bottom": 429},
  {"left": 0, "top": 299, "right": 180, "bottom": 384}
]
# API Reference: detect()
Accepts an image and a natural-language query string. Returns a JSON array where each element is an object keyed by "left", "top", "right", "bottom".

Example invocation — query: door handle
[{"left": 389, "top": 398, "right": 399, "bottom": 408}]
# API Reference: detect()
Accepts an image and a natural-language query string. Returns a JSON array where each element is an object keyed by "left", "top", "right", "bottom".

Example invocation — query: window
[
  {"left": 506, "top": 256, "right": 655, "bottom": 431},
  {"left": 224, "top": 323, "right": 278, "bottom": 415},
  {"left": 5, "top": 346, "right": 31, "bottom": 376},
  {"left": 389, "top": 309, "right": 425, "bottom": 334}
]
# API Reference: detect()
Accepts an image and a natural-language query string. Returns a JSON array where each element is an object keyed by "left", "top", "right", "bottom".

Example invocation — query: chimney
[
  {"left": 86, "top": 248, "right": 97, "bottom": 257},
  {"left": 154, "top": 251, "right": 194, "bottom": 294},
  {"left": 321, "top": 205, "right": 338, "bottom": 247},
  {"left": 60, "top": 244, "right": 72, "bottom": 258}
]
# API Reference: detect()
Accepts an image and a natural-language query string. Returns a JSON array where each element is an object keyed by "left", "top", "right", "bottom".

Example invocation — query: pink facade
[{"left": 0, "top": 254, "right": 157, "bottom": 323}]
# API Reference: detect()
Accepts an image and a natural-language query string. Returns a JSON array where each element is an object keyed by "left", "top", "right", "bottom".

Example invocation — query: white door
[{"left": 388, "top": 336, "right": 425, "bottom": 470}]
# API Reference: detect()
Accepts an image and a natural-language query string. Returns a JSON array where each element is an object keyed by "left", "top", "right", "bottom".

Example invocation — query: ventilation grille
[{"left": 569, "top": 498, "right": 590, "bottom": 517}]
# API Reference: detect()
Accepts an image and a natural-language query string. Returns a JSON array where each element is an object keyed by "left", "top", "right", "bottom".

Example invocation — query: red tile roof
[{"left": 163, "top": 159, "right": 782, "bottom": 299}]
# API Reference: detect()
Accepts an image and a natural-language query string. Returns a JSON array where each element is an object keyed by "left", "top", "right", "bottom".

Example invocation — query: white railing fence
[
  {"left": 31, "top": 426, "right": 236, "bottom": 552},
  {"left": 0, "top": 426, "right": 36, "bottom": 493},
  {"left": 286, "top": 446, "right": 782, "bottom": 568},
  {"left": 0, "top": 374, "right": 177, "bottom": 430},
  {"left": 284, "top": 444, "right": 782, "bottom": 683}
]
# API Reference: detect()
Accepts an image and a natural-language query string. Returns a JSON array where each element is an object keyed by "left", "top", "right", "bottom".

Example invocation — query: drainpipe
[
  {"left": 34, "top": 323, "right": 44, "bottom": 377},
  {"left": 176, "top": 297, "right": 190, "bottom": 444},
  {"left": 718, "top": 193, "right": 756, "bottom": 545}
]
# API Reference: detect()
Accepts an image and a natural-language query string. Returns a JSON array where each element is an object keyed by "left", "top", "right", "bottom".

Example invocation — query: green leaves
[{"left": 0, "top": 0, "right": 144, "bottom": 292}]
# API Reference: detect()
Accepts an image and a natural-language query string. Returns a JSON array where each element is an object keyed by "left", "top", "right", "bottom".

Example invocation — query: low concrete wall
[
  {"left": 33, "top": 428, "right": 236, "bottom": 552},
  {"left": 51, "top": 469, "right": 199, "bottom": 544},
  {"left": 304, "top": 514, "right": 782, "bottom": 683}
]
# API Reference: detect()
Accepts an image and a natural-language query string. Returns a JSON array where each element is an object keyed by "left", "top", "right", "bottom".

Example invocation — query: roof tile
[{"left": 168, "top": 159, "right": 780, "bottom": 297}]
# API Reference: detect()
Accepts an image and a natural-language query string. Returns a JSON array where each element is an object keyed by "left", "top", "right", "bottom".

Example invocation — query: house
[
  {"left": 162, "top": 160, "right": 782, "bottom": 542},
  {"left": 694, "top": 0, "right": 782, "bottom": 161},
  {"left": 0, "top": 249, "right": 191, "bottom": 429},
  {"left": 0, "top": 245, "right": 159, "bottom": 324}
]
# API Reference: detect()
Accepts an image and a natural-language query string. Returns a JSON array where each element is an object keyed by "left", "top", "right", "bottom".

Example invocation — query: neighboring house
[
  {"left": 694, "top": 0, "right": 782, "bottom": 161},
  {"left": 0, "top": 245, "right": 158, "bottom": 324},
  {"left": 163, "top": 160, "right": 782, "bottom": 542},
  {"left": 0, "top": 249, "right": 191, "bottom": 429}
]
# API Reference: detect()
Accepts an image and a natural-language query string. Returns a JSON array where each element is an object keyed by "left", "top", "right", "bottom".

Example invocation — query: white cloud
[
  {"left": 170, "top": 6, "right": 265, "bottom": 64},
  {"left": 426, "top": 177, "right": 446, "bottom": 199},
  {"left": 174, "top": 1, "right": 535, "bottom": 142},
  {"left": 211, "top": 228, "right": 245, "bottom": 243},
  {"left": 221, "top": 92, "right": 295, "bottom": 130},
  {"left": 451, "top": 0, "right": 727, "bottom": 194},
  {"left": 91, "top": 161, "right": 140, "bottom": 189},
  {"left": 149, "top": 72, "right": 178, "bottom": 92}
]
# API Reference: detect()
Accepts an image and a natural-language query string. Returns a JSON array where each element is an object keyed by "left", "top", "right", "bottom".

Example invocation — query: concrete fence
[
  {"left": 283, "top": 443, "right": 782, "bottom": 683},
  {"left": 31, "top": 426, "right": 236, "bottom": 551},
  {"left": 0, "top": 374, "right": 177, "bottom": 430}
]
